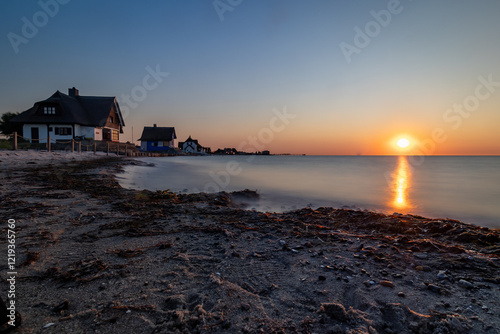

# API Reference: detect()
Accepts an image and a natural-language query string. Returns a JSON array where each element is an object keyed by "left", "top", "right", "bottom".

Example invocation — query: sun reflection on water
[{"left": 392, "top": 156, "right": 411, "bottom": 210}]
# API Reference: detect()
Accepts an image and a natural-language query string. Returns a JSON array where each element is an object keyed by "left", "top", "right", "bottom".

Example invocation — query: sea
[{"left": 117, "top": 155, "right": 500, "bottom": 229}]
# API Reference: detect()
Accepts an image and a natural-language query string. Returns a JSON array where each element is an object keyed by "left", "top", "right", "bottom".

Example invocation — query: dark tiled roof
[
  {"left": 12, "top": 90, "right": 125, "bottom": 128},
  {"left": 184, "top": 136, "right": 199, "bottom": 145},
  {"left": 138, "top": 127, "right": 176, "bottom": 141}
]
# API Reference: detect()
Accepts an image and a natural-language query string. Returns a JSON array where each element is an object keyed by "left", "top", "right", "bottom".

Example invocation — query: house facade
[
  {"left": 138, "top": 125, "right": 177, "bottom": 152},
  {"left": 178, "top": 136, "right": 210, "bottom": 154},
  {"left": 12, "top": 87, "right": 125, "bottom": 143}
]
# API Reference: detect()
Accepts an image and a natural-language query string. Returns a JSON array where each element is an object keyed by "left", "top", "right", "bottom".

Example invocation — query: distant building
[
  {"left": 138, "top": 125, "right": 177, "bottom": 152},
  {"left": 213, "top": 148, "right": 238, "bottom": 155},
  {"left": 178, "top": 136, "right": 210, "bottom": 154},
  {"left": 11, "top": 87, "right": 125, "bottom": 143}
]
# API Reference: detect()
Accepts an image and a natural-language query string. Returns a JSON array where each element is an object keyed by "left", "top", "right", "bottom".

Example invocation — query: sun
[{"left": 397, "top": 138, "right": 410, "bottom": 148}]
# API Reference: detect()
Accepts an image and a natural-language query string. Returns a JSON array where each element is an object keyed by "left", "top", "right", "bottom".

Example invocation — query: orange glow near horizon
[{"left": 392, "top": 156, "right": 411, "bottom": 210}]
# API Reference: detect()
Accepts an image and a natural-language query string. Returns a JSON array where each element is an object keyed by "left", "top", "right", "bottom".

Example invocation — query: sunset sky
[{"left": 1, "top": 0, "right": 499, "bottom": 155}]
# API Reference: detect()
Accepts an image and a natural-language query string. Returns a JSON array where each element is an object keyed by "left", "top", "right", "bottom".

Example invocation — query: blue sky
[{"left": 1, "top": 0, "right": 500, "bottom": 154}]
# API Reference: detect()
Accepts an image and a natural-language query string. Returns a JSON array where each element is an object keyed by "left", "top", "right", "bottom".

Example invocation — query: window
[
  {"left": 55, "top": 127, "right": 72, "bottom": 136},
  {"left": 112, "top": 130, "right": 119, "bottom": 141},
  {"left": 109, "top": 116, "right": 114, "bottom": 123},
  {"left": 44, "top": 106, "right": 56, "bottom": 114}
]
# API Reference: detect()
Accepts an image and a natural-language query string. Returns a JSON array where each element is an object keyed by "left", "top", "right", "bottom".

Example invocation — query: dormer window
[
  {"left": 109, "top": 116, "right": 114, "bottom": 123},
  {"left": 44, "top": 106, "right": 56, "bottom": 115}
]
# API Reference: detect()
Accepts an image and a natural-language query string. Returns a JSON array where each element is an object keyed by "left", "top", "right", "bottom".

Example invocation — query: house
[
  {"left": 138, "top": 125, "right": 177, "bottom": 152},
  {"left": 178, "top": 136, "right": 210, "bottom": 154},
  {"left": 11, "top": 87, "right": 124, "bottom": 143}
]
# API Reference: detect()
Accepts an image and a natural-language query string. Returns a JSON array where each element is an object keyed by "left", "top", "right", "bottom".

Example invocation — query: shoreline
[
  {"left": 117, "top": 155, "right": 500, "bottom": 229},
  {"left": 0, "top": 152, "right": 499, "bottom": 333}
]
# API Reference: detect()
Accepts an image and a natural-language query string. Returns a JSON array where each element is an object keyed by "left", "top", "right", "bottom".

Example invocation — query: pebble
[
  {"left": 380, "top": 280, "right": 394, "bottom": 288},
  {"left": 318, "top": 275, "right": 327, "bottom": 281},
  {"left": 427, "top": 284, "right": 441, "bottom": 294},
  {"left": 458, "top": 279, "right": 474, "bottom": 289},
  {"left": 414, "top": 253, "right": 428, "bottom": 259},
  {"left": 404, "top": 280, "right": 414, "bottom": 286},
  {"left": 437, "top": 271, "right": 448, "bottom": 280},
  {"left": 44, "top": 323, "right": 55, "bottom": 328},
  {"left": 363, "top": 280, "right": 376, "bottom": 287},
  {"left": 416, "top": 265, "right": 431, "bottom": 272},
  {"left": 397, "top": 292, "right": 405, "bottom": 298}
]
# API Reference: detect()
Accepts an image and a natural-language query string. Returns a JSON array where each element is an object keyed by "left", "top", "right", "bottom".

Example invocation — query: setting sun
[{"left": 397, "top": 138, "right": 410, "bottom": 148}]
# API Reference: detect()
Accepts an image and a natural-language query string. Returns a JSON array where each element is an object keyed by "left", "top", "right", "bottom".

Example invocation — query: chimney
[
  {"left": 68, "top": 87, "right": 79, "bottom": 97},
  {"left": 153, "top": 124, "right": 157, "bottom": 127}
]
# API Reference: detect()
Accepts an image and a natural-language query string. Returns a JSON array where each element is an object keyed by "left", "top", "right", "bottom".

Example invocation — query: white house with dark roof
[
  {"left": 178, "top": 136, "right": 209, "bottom": 154},
  {"left": 12, "top": 87, "right": 125, "bottom": 143},
  {"left": 138, "top": 125, "right": 177, "bottom": 152}
]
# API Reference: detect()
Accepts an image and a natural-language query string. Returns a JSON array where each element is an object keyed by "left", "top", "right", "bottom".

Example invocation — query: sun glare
[
  {"left": 397, "top": 138, "right": 410, "bottom": 149},
  {"left": 392, "top": 156, "right": 411, "bottom": 209}
]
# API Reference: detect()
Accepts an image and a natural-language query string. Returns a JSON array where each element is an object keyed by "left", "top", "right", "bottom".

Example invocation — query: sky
[{"left": 1, "top": 0, "right": 499, "bottom": 155}]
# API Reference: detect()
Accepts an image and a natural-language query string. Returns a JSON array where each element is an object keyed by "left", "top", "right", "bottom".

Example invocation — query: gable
[
  {"left": 139, "top": 127, "right": 176, "bottom": 142},
  {"left": 77, "top": 96, "right": 124, "bottom": 128}
]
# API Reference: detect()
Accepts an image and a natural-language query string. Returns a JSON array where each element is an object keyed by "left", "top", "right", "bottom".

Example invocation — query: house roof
[
  {"left": 184, "top": 136, "right": 199, "bottom": 144},
  {"left": 12, "top": 90, "right": 125, "bottom": 129},
  {"left": 138, "top": 126, "right": 177, "bottom": 141},
  {"left": 179, "top": 136, "right": 207, "bottom": 151}
]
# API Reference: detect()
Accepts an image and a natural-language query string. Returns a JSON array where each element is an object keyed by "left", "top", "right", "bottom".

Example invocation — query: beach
[{"left": 0, "top": 152, "right": 499, "bottom": 334}]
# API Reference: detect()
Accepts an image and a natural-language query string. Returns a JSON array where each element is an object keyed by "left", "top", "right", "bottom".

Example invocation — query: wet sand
[{"left": 0, "top": 152, "right": 499, "bottom": 333}]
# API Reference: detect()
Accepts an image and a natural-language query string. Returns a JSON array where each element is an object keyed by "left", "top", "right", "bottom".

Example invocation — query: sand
[{"left": 0, "top": 151, "right": 499, "bottom": 333}]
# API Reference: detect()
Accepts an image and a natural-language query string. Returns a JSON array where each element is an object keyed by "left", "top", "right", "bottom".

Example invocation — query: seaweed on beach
[
  {"left": 4, "top": 156, "right": 500, "bottom": 333},
  {"left": 43, "top": 258, "right": 109, "bottom": 283}
]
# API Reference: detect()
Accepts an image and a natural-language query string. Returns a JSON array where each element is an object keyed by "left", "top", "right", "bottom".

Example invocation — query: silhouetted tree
[{"left": 0, "top": 112, "right": 21, "bottom": 136}]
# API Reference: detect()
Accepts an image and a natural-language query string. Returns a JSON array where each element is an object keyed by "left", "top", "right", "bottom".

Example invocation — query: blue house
[{"left": 138, "top": 124, "right": 177, "bottom": 152}]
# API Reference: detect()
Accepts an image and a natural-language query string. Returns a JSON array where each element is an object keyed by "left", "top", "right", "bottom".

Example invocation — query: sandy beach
[{"left": 0, "top": 151, "right": 499, "bottom": 333}]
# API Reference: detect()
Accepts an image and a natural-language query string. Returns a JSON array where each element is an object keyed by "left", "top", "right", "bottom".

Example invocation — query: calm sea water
[{"left": 118, "top": 156, "right": 500, "bottom": 228}]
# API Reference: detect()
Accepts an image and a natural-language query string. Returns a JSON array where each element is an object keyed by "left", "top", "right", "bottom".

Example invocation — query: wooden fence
[
  {"left": 11, "top": 132, "right": 140, "bottom": 156},
  {"left": 9, "top": 132, "right": 180, "bottom": 157}
]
